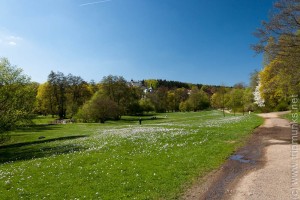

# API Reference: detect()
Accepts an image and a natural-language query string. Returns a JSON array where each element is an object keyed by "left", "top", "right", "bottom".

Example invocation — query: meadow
[{"left": 0, "top": 111, "right": 263, "bottom": 199}]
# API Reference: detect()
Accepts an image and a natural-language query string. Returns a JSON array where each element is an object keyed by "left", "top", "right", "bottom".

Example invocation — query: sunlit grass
[
  {"left": 283, "top": 112, "right": 300, "bottom": 123},
  {"left": 0, "top": 111, "right": 263, "bottom": 199}
]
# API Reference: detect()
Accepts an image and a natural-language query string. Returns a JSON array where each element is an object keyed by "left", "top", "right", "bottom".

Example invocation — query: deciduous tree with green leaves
[
  {"left": 78, "top": 92, "right": 119, "bottom": 123},
  {"left": 253, "top": 0, "right": 300, "bottom": 110},
  {"left": 0, "top": 58, "right": 36, "bottom": 142}
]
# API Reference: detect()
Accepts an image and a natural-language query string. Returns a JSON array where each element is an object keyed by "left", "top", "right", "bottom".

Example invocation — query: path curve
[{"left": 183, "top": 112, "right": 299, "bottom": 200}]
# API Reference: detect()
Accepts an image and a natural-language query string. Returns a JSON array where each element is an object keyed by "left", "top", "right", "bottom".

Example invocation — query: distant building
[
  {"left": 128, "top": 79, "right": 153, "bottom": 94},
  {"left": 128, "top": 79, "right": 142, "bottom": 87},
  {"left": 143, "top": 86, "right": 153, "bottom": 94}
]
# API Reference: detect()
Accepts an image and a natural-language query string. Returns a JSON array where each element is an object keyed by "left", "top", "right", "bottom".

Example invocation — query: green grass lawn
[
  {"left": 0, "top": 111, "right": 263, "bottom": 200},
  {"left": 283, "top": 112, "right": 300, "bottom": 123}
]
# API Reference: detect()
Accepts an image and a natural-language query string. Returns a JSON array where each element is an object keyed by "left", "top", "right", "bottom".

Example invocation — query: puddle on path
[{"left": 230, "top": 154, "right": 254, "bottom": 163}]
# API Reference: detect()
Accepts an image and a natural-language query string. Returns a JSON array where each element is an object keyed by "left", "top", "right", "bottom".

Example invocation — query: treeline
[
  {"left": 141, "top": 79, "right": 193, "bottom": 89},
  {"left": 1, "top": 55, "right": 268, "bottom": 145},
  {"left": 36, "top": 71, "right": 95, "bottom": 119},
  {"left": 141, "top": 79, "right": 221, "bottom": 93},
  {"left": 39, "top": 73, "right": 257, "bottom": 123},
  {"left": 0, "top": 56, "right": 260, "bottom": 138},
  {"left": 36, "top": 73, "right": 240, "bottom": 123},
  {"left": 37, "top": 73, "right": 214, "bottom": 121},
  {"left": 253, "top": 0, "right": 300, "bottom": 111}
]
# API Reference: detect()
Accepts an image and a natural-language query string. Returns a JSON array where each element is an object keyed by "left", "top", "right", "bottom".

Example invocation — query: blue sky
[{"left": 0, "top": 0, "right": 275, "bottom": 86}]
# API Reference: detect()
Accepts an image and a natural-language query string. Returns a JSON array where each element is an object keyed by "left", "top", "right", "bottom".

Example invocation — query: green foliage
[
  {"left": 147, "top": 87, "right": 169, "bottom": 113},
  {"left": 41, "top": 72, "right": 92, "bottom": 119},
  {"left": 253, "top": 0, "right": 300, "bottom": 54},
  {"left": 139, "top": 98, "right": 155, "bottom": 113},
  {"left": 243, "top": 88, "right": 255, "bottom": 112},
  {"left": 179, "top": 100, "right": 192, "bottom": 112},
  {"left": 283, "top": 112, "right": 300, "bottom": 124},
  {"left": 144, "top": 79, "right": 158, "bottom": 89},
  {"left": 211, "top": 92, "right": 222, "bottom": 109},
  {"left": 275, "top": 101, "right": 289, "bottom": 111},
  {"left": 249, "top": 70, "right": 259, "bottom": 91},
  {"left": 101, "top": 75, "right": 142, "bottom": 116},
  {"left": 253, "top": 0, "right": 300, "bottom": 110},
  {"left": 78, "top": 92, "right": 119, "bottom": 123},
  {"left": 79, "top": 75, "right": 144, "bottom": 122},
  {"left": 259, "top": 58, "right": 298, "bottom": 110},
  {"left": 187, "top": 87, "right": 210, "bottom": 111},
  {"left": 227, "top": 88, "right": 244, "bottom": 114},
  {"left": 66, "top": 74, "right": 92, "bottom": 117},
  {"left": 0, "top": 58, "right": 36, "bottom": 141},
  {"left": 47, "top": 71, "right": 68, "bottom": 119},
  {"left": 211, "top": 86, "right": 257, "bottom": 114},
  {"left": 36, "top": 82, "right": 57, "bottom": 116}
]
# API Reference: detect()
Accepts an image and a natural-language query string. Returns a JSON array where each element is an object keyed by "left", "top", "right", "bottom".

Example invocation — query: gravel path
[
  {"left": 231, "top": 112, "right": 298, "bottom": 200},
  {"left": 183, "top": 112, "right": 299, "bottom": 200}
]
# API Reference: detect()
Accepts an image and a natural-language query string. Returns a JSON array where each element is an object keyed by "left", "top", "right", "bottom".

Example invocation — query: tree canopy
[
  {"left": 0, "top": 58, "right": 37, "bottom": 142},
  {"left": 253, "top": 0, "right": 300, "bottom": 110}
]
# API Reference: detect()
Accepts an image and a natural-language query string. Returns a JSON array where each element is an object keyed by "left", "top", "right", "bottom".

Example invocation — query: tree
[
  {"left": 139, "top": 98, "right": 155, "bottom": 113},
  {"left": 148, "top": 87, "right": 168, "bottom": 113},
  {"left": 253, "top": 0, "right": 300, "bottom": 111},
  {"left": 211, "top": 92, "right": 223, "bottom": 109},
  {"left": 167, "top": 91, "right": 176, "bottom": 112},
  {"left": 66, "top": 74, "right": 92, "bottom": 117},
  {"left": 79, "top": 92, "right": 119, "bottom": 123},
  {"left": 36, "top": 82, "right": 57, "bottom": 116},
  {"left": 88, "top": 80, "right": 99, "bottom": 95},
  {"left": 219, "top": 86, "right": 227, "bottom": 117},
  {"left": 48, "top": 71, "right": 68, "bottom": 119},
  {"left": 258, "top": 59, "right": 293, "bottom": 110},
  {"left": 0, "top": 58, "right": 36, "bottom": 142},
  {"left": 39, "top": 72, "right": 93, "bottom": 118},
  {"left": 100, "top": 75, "right": 143, "bottom": 116},
  {"left": 243, "top": 88, "right": 255, "bottom": 112},
  {"left": 228, "top": 88, "right": 244, "bottom": 115},
  {"left": 100, "top": 75, "right": 130, "bottom": 117},
  {"left": 249, "top": 70, "right": 260, "bottom": 91},
  {"left": 187, "top": 87, "right": 210, "bottom": 111},
  {"left": 125, "top": 86, "right": 143, "bottom": 115},
  {"left": 174, "top": 88, "right": 189, "bottom": 111},
  {"left": 179, "top": 101, "right": 192, "bottom": 112},
  {"left": 144, "top": 79, "right": 159, "bottom": 89},
  {"left": 253, "top": 78, "right": 266, "bottom": 108},
  {"left": 253, "top": 0, "right": 300, "bottom": 55}
]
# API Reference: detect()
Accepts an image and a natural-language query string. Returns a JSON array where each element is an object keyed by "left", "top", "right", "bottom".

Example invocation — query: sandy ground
[
  {"left": 183, "top": 112, "right": 300, "bottom": 200},
  {"left": 231, "top": 112, "right": 298, "bottom": 200},
  {"left": 231, "top": 139, "right": 291, "bottom": 199}
]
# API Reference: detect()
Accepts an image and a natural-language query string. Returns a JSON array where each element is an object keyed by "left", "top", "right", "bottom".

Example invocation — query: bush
[
  {"left": 276, "top": 101, "right": 289, "bottom": 111},
  {"left": 179, "top": 101, "right": 192, "bottom": 112},
  {"left": 78, "top": 92, "right": 120, "bottom": 123}
]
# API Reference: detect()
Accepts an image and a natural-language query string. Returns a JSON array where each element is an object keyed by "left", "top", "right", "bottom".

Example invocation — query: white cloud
[
  {"left": 8, "top": 41, "right": 17, "bottom": 46},
  {"left": 0, "top": 34, "right": 23, "bottom": 46},
  {"left": 6, "top": 35, "right": 22, "bottom": 46},
  {"left": 7, "top": 36, "right": 22, "bottom": 41}
]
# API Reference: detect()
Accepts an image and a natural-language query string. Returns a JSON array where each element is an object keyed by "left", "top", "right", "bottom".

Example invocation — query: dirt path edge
[{"left": 182, "top": 111, "right": 293, "bottom": 200}]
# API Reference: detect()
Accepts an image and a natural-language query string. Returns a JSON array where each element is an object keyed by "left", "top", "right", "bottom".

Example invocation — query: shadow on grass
[
  {"left": 0, "top": 135, "right": 88, "bottom": 164},
  {"left": 0, "top": 135, "right": 88, "bottom": 149},
  {"left": 15, "top": 124, "right": 62, "bottom": 133},
  {"left": 120, "top": 116, "right": 165, "bottom": 122}
]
